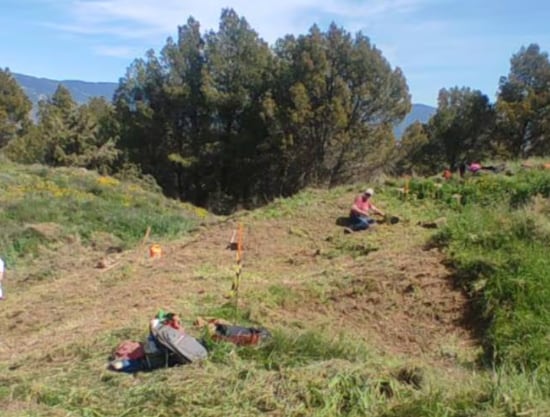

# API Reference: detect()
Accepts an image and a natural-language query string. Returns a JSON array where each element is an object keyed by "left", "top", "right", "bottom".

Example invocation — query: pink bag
[{"left": 113, "top": 340, "right": 145, "bottom": 360}]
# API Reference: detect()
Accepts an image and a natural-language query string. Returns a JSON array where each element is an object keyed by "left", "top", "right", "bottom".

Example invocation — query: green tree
[
  {"left": 8, "top": 85, "right": 119, "bottom": 171},
  {"left": 38, "top": 85, "right": 78, "bottom": 165},
  {"left": 496, "top": 44, "right": 550, "bottom": 157},
  {"left": 71, "top": 97, "right": 120, "bottom": 172},
  {"left": 7, "top": 85, "right": 77, "bottom": 165},
  {"left": 116, "top": 27, "right": 208, "bottom": 203},
  {"left": 115, "top": 10, "right": 274, "bottom": 211},
  {"left": 263, "top": 23, "right": 410, "bottom": 193},
  {"left": 161, "top": 17, "right": 210, "bottom": 204},
  {"left": 0, "top": 68, "right": 32, "bottom": 147},
  {"left": 113, "top": 12, "right": 410, "bottom": 211},
  {"left": 202, "top": 8, "right": 274, "bottom": 209},
  {"left": 115, "top": 55, "right": 164, "bottom": 177},
  {"left": 426, "top": 87, "right": 494, "bottom": 171},
  {"left": 392, "top": 121, "right": 432, "bottom": 175},
  {"left": 4, "top": 124, "right": 46, "bottom": 164}
]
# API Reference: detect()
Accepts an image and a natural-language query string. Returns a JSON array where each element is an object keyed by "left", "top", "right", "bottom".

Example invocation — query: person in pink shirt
[
  {"left": 469, "top": 162, "right": 482, "bottom": 174},
  {"left": 347, "top": 188, "right": 384, "bottom": 232}
]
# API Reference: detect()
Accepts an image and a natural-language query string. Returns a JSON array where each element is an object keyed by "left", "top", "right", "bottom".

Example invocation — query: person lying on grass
[{"left": 347, "top": 188, "right": 385, "bottom": 232}]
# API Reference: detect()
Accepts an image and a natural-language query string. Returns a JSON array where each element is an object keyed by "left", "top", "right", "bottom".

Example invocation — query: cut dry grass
[{"left": 2, "top": 162, "right": 550, "bottom": 416}]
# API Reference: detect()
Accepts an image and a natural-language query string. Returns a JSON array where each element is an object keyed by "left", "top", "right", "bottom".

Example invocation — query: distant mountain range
[
  {"left": 13, "top": 73, "right": 118, "bottom": 107},
  {"left": 13, "top": 72, "right": 435, "bottom": 137},
  {"left": 393, "top": 103, "right": 436, "bottom": 138}
]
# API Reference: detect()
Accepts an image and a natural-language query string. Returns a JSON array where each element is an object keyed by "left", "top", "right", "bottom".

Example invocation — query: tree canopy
[
  {"left": 6, "top": 85, "right": 119, "bottom": 172},
  {"left": 114, "top": 10, "right": 410, "bottom": 211},
  {"left": 496, "top": 44, "right": 550, "bottom": 157},
  {"left": 6, "top": 11, "right": 550, "bottom": 210},
  {"left": 394, "top": 44, "right": 550, "bottom": 175},
  {"left": 0, "top": 68, "right": 32, "bottom": 147}
]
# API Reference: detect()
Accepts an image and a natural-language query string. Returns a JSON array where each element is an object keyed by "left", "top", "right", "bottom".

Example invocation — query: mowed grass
[
  {"left": 2, "top": 159, "right": 550, "bottom": 416},
  {"left": 0, "top": 327, "right": 494, "bottom": 417}
]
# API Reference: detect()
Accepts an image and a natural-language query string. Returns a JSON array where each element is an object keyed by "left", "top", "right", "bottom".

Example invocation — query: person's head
[
  {"left": 165, "top": 313, "right": 181, "bottom": 329},
  {"left": 363, "top": 188, "right": 374, "bottom": 199},
  {"left": 156, "top": 310, "right": 177, "bottom": 324}
]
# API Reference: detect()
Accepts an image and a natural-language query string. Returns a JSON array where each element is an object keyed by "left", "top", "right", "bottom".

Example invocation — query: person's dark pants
[{"left": 349, "top": 214, "right": 375, "bottom": 231}]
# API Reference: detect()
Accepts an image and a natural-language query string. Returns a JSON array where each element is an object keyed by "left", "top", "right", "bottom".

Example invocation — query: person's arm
[
  {"left": 149, "top": 318, "right": 160, "bottom": 334},
  {"left": 370, "top": 204, "right": 384, "bottom": 216}
]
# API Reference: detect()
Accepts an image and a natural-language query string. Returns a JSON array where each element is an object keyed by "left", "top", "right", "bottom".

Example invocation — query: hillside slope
[
  {"left": 3, "top": 162, "right": 550, "bottom": 416},
  {"left": 0, "top": 188, "right": 475, "bottom": 362},
  {"left": 0, "top": 165, "right": 486, "bottom": 416}
]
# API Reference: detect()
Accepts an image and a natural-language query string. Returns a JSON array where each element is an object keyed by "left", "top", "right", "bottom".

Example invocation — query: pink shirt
[
  {"left": 351, "top": 195, "right": 373, "bottom": 216},
  {"left": 469, "top": 163, "right": 481, "bottom": 173}
]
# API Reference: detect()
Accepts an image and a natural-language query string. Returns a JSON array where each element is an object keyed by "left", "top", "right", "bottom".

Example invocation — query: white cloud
[
  {"left": 55, "top": 0, "right": 437, "bottom": 43},
  {"left": 47, "top": 0, "right": 454, "bottom": 103},
  {"left": 21, "top": 0, "right": 549, "bottom": 104},
  {"left": 44, "top": 21, "right": 161, "bottom": 40},
  {"left": 93, "top": 44, "right": 137, "bottom": 58}
]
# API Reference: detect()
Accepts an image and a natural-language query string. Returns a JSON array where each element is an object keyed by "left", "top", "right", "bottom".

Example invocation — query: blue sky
[{"left": 1, "top": 0, "right": 549, "bottom": 106}]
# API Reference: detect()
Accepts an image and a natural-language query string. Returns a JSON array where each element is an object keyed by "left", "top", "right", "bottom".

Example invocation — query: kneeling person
[{"left": 348, "top": 188, "right": 384, "bottom": 231}]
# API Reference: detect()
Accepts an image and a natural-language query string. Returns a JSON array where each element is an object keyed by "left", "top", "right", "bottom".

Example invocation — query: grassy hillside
[
  {"left": 1, "top": 161, "right": 550, "bottom": 416},
  {"left": 0, "top": 157, "right": 200, "bottom": 276}
]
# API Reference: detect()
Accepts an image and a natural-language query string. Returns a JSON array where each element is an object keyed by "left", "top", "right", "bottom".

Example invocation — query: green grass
[
  {"left": 236, "top": 330, "right": 370, "bottom": 370},
  {"left": 379, "top": 170, "right": 550, "bottom": 414},
  {"left": 5, "top": 336, "right": 549, "bottom": 417},
  {"left": 251, "top": 187, "right": 350, "bottom": 220},
  {"left": 418, "top": 172, "right": 550, "bottom": 376},
  {"left": 404, "top": 169, "right": 550, "bottom": 209},
  {"left": 441, "top": 206, "right": 550, "bottom": 372},
  {"left": 3, "top": 158, "right": 550, "bottom": 416},
  {"left": 0, "top": 335, "right": 441, "bottom": 417},
  {"left": 0, "top": 161, "right": 198, "bottom": 265}
]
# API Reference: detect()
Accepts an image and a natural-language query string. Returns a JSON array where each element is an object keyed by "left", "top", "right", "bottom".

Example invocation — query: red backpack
[{"left": 113, "top": 340, "right": 145, "bottom": 360}]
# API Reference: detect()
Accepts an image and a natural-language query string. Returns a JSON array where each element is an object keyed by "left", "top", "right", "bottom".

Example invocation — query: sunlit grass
[
  {"left": 0, "top": 161, "right": 198, "bottom": 265},
  {"left": 2, "top": 157, "right": 550, "bottom": 416}
]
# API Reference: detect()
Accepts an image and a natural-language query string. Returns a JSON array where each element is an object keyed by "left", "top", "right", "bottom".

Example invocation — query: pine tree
[{"left": 0, "top": 68, "right": 32, "bottom": 147}]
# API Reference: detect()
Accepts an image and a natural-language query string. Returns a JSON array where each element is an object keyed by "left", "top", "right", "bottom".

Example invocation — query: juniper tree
[
  {"left": 0, "top": 68, "right": 32, "bottom": 147},
  {"left": 496, "top": 44, "right": 550, "bottom": 157}
]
